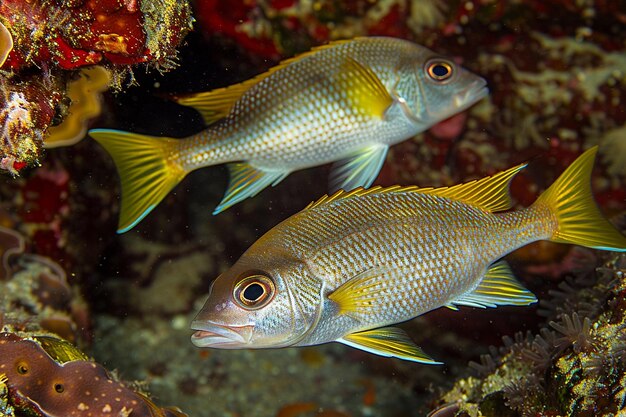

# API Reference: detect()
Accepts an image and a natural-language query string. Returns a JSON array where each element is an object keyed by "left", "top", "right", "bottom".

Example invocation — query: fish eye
[
  {"left": 425, "top": 59, "right": 454, "bottom": 82},
  {"left": 234, "top": 272, "right": 275, "bottom": 309}
]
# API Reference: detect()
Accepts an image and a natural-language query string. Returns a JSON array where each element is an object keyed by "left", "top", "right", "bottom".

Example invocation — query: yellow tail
[
  {"left": 535, "top": 146, "right": 626, "bottom": 251},
  {"left": 89, "top": 129, "right": 188, "bottom": 233}
]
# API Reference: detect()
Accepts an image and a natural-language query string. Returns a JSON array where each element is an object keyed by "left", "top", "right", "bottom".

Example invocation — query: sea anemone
[{"left": 549, "top": 312, "right": 594, "bottom": 353}]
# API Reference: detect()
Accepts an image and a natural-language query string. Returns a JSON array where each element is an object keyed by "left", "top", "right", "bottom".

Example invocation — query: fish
[
  {"left": 190, "top": 146, "right": 626, "bottom": 363},
  {"left": 88, "top": 36, "right": 488, "bottom": 233}
]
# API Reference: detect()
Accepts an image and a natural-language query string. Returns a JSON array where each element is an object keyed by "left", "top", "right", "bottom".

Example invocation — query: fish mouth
[
  {"left": 190, "top": 321, "right": 253, "bottom": 348},
  {"left": 453, "top": 78, "right": 489, "bottom": 111}
]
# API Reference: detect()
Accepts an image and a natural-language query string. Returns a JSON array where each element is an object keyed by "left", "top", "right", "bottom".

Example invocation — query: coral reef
[
  {"left": 0, "top": 0, "right": 193, "bottom": 174},
  {"left": 430, "top": 252, "right": 626, "bottom": 416},
  {"left": 0, "top": 22, "right": 11, "bottom": 67},
  {"left": 0, "top": 225, "right": 88, "bottom": 343},
  {"left": 0, "top": 1, "right": 625, "bottom": 417}
]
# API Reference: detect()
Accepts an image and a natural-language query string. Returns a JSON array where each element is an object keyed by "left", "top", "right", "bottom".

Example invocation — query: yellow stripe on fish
[
  {"left": 190, "top": 146, "right": 626, "bottom": 363},
  {"left": 89, "top": 37, "right": 488, "bottom": 233}
]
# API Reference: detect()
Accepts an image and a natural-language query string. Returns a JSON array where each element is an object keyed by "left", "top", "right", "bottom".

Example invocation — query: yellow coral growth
[
  {"left": 45, "top": 66, "right": 110, "bottom": 148},
  {"left": 0, "top": 22, "right": 12, "bottom": 68}
]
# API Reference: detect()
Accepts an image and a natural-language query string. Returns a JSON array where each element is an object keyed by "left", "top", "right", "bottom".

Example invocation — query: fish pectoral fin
[
  {"left": 330, "top": 145, "right": 388, "bottom": 192},
  {"left": 338, "top": 327, "right": 441, "bottom": 364},
  {"left": 447, "top": 260, "right": 537, "bottom": 309},
  {"left": 213, "top": 163, "right": 289, "bottom": 214},
  {"left": 328, "top": 265, "right": 390, "bottom": 316},
  {"left": 335, "top": 57, "right": 394, "bottom": 119}
]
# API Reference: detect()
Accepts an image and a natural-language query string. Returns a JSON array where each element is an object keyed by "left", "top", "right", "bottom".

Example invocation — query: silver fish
[
  {"left": 191, "top": 147, "right": 626, "bottom": 363},
  {"left": 89, "top": 37, "right": 487, "bottom": 233}
]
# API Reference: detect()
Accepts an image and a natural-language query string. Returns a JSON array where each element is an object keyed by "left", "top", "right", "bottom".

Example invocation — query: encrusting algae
[{"left": 44, "top": 67, "right": 111, "bottom": 149}]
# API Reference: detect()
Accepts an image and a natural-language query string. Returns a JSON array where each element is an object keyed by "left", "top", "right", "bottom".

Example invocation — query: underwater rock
[
  {"left": 0, "top": 227, "right": 189, "bottom": 417},
  {"left": 0, "top": 226, "right": 88, "bottom": 343},
  {"left": 0, "top": 332, "right": 188, "bottom": 417}
]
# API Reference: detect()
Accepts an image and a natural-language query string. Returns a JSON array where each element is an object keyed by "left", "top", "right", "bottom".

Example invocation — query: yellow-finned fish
[
  {"left": 190, "top": 147, "right": 626, "bottom": 363},
  {"left": 88, "top": 37, "right": 488, "bottom": 233}
]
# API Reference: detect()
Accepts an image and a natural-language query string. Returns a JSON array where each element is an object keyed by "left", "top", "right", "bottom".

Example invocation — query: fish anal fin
[
  {"left": 338, "top": 327, "right": 441, "bottom": 364},
  {"left": 213, "top": 163, "right": 289, "bottom": 214},
  {"left": 335, "top": 57, "right": 394, "bottom": 119},
  {"left": 330, "top": 145, "right": 388, "bottom": 193},
  {"left": 328, "top": 266, "right": 389, "bottom": 316},
  {"left": 448, "top": 260, "right": 537, "bottom": 309}
]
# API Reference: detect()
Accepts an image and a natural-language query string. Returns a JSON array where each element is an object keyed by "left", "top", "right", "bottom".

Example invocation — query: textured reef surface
[{"left": 1, "top": 1, "right": 626, "bottom": 416}]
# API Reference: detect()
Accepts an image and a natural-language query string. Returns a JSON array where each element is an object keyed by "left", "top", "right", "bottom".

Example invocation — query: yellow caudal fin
[
  {"left": 535, "top": 146, "right": 626, "bottom": 251},
  {"left": 89, "top": 129, "right": 188, "bottom": 234}
]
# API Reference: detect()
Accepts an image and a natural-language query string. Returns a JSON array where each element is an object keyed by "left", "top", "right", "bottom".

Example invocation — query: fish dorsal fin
[
  {"left": 338, "top": 327, "right": 442, "bottom": 364},
  {"left": 418, "top": 163, "right": 527, "bottom": 212},
  {"left": 305, "top": 185, "right": 406, "bottom": 210},
  {"left": 175, "top": 83, "right": 251, "bottom": 125},
  {"left": 447, "top": 261, "right": 537, "bottom": 309},
  {"left": 305, "top": 163, "right": 527, "bottom": 212},
  {"left": 176, "top": 39, "right": 357, "bottom": 125}
]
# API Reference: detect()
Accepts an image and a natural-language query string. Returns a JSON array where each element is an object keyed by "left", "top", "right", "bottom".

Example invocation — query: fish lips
[
  {"left": 453, "top": 78, "right": 489, "bottom": 111},
  {"left": 190, "top": 321, "right": 253, "bottom": 348}
]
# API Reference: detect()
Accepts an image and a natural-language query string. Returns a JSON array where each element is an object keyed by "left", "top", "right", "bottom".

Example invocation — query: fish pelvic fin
[
  {"left": 89, "top": 129, "right": 187, "bottom": 233},
  {"left": 535, "top": 146, "right": 626, "bottom": 251},
  {"left": 338, "top": 327, "right": 441, "bottom": 364},
  {"left": 336, "top": 57, "right": 394, "bottom": 119},
  {"left": 213, "top": 163, "right": 289, "bottom": 214},
  {"left": 448, "top": 261, "right": 537, "bottom": 309},
  {"left": 329, "top": 145, "right": 388, "bottom": 192}
]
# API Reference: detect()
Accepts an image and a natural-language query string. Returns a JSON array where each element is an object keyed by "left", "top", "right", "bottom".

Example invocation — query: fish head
[
  {"left": 191, "top": 254, "right": 323, "bottom": 349},
  {"left": 398, "top": 54, "right": 488, "bottom": 123}
]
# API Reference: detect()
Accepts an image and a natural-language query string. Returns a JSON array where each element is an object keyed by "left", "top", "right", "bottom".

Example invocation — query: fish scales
[
  {"left": 176, "top": 38, "right": 421, "bottom": 170},
  {"left": 276, "top": 193, "right": 548, "bottom": 328},
  {"left": 90, "top": 37, "right": 488, "bottom": 231}
]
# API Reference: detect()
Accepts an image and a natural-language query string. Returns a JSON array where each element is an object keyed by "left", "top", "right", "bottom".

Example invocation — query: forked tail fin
[
  {"left": 89, "top": 129, "right": 188, "bottom": 234},
  {"left": 534, "top": 146, "right": 626, "bottom": 251}
]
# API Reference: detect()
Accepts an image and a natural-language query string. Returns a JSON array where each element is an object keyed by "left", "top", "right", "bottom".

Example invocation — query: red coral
[{"left": 0, "top": 0, "right": 155, "bottom": 70}]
